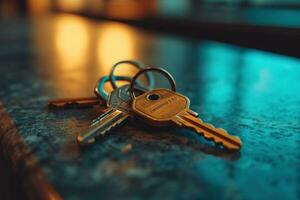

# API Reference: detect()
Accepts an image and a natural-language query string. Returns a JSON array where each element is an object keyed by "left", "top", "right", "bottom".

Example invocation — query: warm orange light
[
  {"left": 32, "top": 14, "right": 141, "bottom": 97},
  {"left": 57, "top": 0, "right": 85, "bottom": 12},
  {"left": 97, "top": 23, "right": 136, "bottom": 75},
  {"left": 55, "top": 15, "right": 89, "bottom": 70},
  {"left": 27, "top": 0, "right": 51, "bottom": 15}
]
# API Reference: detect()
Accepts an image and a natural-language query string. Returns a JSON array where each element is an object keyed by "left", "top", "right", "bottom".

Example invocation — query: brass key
[
  {"left": 132, "top": 88, "right": 242, "bottom": 150},
  {"left": 129, "top": 68, "right": 242, "bottom": 150}
]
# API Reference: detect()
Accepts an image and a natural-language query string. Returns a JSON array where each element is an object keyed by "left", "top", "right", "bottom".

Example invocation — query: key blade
[
  {"left": 77, "top": 109, "right": 128, "bottom": 145},
  {"left": 175, "top": 110, "right": 242, "bottom": 150},
  {"left": 48, "top": 97, "right": 102, "bottom": 109},
  {"left": 91, "top": 108, "right": 112, "bottom": 125}
]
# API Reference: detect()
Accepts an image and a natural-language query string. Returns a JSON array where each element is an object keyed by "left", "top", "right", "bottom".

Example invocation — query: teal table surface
[{"left": 0, "top": 14, "right": 299, "bottom": 200}]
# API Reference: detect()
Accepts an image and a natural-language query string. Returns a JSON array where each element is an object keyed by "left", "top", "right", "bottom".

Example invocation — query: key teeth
[
  {"left": 205, "top": 126, "right": 241, "bottom": 150},
  {"left": 179, "top": 116, "right": 241, "bottom": 150},
  {"left": 100, "top": 121, "right": 119, "bottom": 135},
  {"left": 78, "top": 119, "right": 124, "bottom": 145},
  {"left": 200, "top": 131, "right": 240, "bottom": 150},
  {"left": 98, "top": 115, "right": 127, "bottom": 136},
  {"left": 194, "top": 127, "right": 242, "bottom": 150},
  {"left": 206, "top": 123, "right": 235, "bottom": 139},
  {"left": 78, "top": 113, "right": 127, "bottom": 145},
  {"left": 200, "top": 122, "right": 223, "bottom": 142},
  {"left": 216, "top": 127, "right": 241, "bottom": 143},
  {"left": 195, "top": 130, "right": 227, "bottom": 149}
]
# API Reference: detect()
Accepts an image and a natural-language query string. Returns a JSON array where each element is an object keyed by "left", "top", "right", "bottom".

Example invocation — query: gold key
[
  {"left": 129, "top": 67, "right": 242, "bottom": 151},
  {"left": 132, "top": 88, "right": 242, "bottom": 150}
]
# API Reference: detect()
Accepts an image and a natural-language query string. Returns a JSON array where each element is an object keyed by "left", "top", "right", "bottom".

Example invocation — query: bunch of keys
[
  {"left": 48, "top": 60, "right": 155, "bottom": 142},
  {"left": 49, "top": 61, "right": 242, "bottom": 150},
  {"left": 77, "top": 67, "right": 242, "bottom": 150}
]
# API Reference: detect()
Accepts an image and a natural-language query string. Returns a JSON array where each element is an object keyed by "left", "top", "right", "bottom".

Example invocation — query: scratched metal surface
[{"left": 0, "top": 14, "right": 300, "bottom": 200}]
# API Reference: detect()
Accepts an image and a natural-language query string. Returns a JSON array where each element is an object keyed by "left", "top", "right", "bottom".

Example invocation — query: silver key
[{"left": 77, "top": 85, "right": 141, "bottom": 145}]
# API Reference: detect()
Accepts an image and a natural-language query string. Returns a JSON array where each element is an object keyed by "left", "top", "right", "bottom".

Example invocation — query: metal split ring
[
  {"left": 109, "top": 60, "right": 155, "bottom": 90},
  {"left": 94, "top": 75, "right": 130, "bottom": 101},
  {"left": 129, "top": 67, "right": 176, "bottom": 100}
]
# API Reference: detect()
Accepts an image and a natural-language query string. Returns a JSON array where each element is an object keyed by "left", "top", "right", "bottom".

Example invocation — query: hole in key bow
[{"left": 147, "top": 93, "right": 160, "bottom": 101}]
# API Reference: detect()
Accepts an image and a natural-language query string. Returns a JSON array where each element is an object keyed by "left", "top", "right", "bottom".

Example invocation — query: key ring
[
  {"left": 109, "top": 60, "right": 155, "bottom": 90},
  {"left": 94, "top": 75, "right": 131, "bottom": 101},
  {"left": 129, "top": 67, "right": 176, "bottom": 100}
]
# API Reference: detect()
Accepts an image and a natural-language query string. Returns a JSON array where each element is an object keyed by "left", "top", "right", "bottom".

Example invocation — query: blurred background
[
  {"left": 1, "top": 1, "right": 300, "bottom": 199},
  {"left": 1, "top": 0, "right": 300, "bottom": 95},
  {"left": 1, "top": 0, "right": 300, "bottom": 55}
]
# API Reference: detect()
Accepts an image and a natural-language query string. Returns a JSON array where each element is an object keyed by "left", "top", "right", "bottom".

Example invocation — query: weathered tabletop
[{"left": 0, "top": 14, "right": 299, "bottom": 200}]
